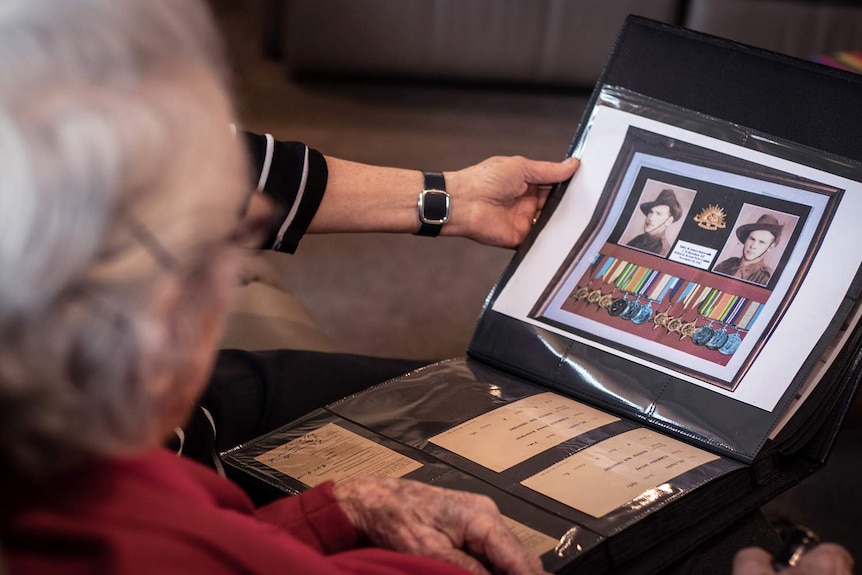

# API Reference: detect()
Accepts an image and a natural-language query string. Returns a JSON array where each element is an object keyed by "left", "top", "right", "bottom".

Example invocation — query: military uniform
[
  {"left": 714, "top": 257, "right": 773, "bottom": 286},
  {"left": 627, "top": 232, "right": 670, "bottom": 257}
]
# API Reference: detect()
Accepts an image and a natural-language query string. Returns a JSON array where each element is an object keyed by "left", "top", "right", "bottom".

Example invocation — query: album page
[
  {"left": 223, "top": 404, "right": 607, "bottom": 572},
  {"left": 492, "top": 96, "right": 862, "bottom": 415},
  {"left": 521, "top": 428, "right": 720, "bottom": 518},
  {"left": 428, "top": 392, "right": 619, "bottom": 472},
  {"left": 324, "top": 358, "right": 744, "bottom": 536},
  {"left": 253, "top": 423, "right": 423, "bottom": 486}
]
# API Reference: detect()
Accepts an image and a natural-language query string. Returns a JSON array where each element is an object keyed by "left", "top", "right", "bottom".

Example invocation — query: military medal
[
  {"left": 620, "top": 298, "right": 641, "bottom": 321},
  {"left": 712, "top": 298, "right": 751, "bottom": 357},
  {"left": 586, "top": 288, "right": 603, "bottom": 307},
  {"left": 652, "top": 308, "right": 670, "bottom": 329},
  {"left": 594, "top": 259, "right": 629, "bottom": 311},
  {"left": 590, "top": 257, "right": 627, "bottom": 306},
  {"left": 646, "top": 275, "right": 678, "bottom": 330},
  {"left": 573, "top": 285, "right": 591, "bottom": 301},
  {"left": 605, "top": 261, "right": 642, "bottom": 315},
  {"left": 623, "top": 269, "right": 659, "bottom": 325},
  {"left": 665, "top": 282, "right": 703, "bottom": 337},
  {"left": 631, "top": 300, "right": 654, "bottom": 325},
  {"left": 705, "top": 326, "right": 729, "bottom": 350},
  {"left": 679, "top": 320, "right": 698, "bottom": 341},
  {"left": 689, "top": 288, "right": 724, "bottom": 344},
  {"left": 665, "top": 316, "right": 684, "bottom": 334},
  {"left": 652, "top": 309, "right": 671, "bottom": 330},
  {"left": 608, "top": 295, "right": 629, "bottom": 317},
  {"left": 598, "top": 293, "right": 615, "bottom": 310},
  {"left": 572, "top": 255, "right": 617, "bottom": 303},
  {"left": 719, "top": 331, "right": 743, "bottom": 355},
  {"left": 691, "top": 322, "right": 714, "bottom": 346}
]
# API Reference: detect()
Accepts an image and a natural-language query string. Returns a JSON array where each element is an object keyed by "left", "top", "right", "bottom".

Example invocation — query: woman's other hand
[
  {"left": 733, "top": 544, "right": 853, "bottom": 575},
  {"left": 333, "top": 476, "right": 550, "bottom": 575}
]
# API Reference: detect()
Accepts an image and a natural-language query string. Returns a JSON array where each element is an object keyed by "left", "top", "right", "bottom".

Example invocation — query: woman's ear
[{"left": 147, "top": 277, "right": 228, "bottom": 437}]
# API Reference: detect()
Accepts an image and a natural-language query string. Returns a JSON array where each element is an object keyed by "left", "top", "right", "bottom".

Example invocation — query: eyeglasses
[
  {"left": 73, "top": 189, "right": 282, "bottom": 344},
  {"left": 124, "top": 188, "right": 281, "bottom": 273}
]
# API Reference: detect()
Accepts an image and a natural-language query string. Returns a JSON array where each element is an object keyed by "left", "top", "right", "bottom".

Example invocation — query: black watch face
[{"left": 422, "top": 191, "right": 449, "bottom": 223}]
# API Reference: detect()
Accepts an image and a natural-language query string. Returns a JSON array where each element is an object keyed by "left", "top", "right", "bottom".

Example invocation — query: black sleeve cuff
[{"left": 242, "top": 131, "right": 328, "bottom": 254}]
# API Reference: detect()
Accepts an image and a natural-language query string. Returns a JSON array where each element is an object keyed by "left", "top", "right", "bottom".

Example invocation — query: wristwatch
[{"left": 415, "top": 171, "right": 449, "bottom": 237}]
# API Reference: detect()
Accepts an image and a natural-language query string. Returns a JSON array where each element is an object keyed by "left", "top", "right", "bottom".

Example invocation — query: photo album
[{"left": 222, "top": 17, "right": 862, "bottom": 575}]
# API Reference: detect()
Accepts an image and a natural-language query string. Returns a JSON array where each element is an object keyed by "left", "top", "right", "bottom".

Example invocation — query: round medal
[
  {"left": 679, "top": 321, "right": 698, "bottom": 341},
  {"left": 692, "top": 324, "right": 714, "bottom": 346},
  {"left": 705, "top": 328, "right": 729, "bottom": 350},
  {"left": 719, "top": 332, "right": 742, "bottom": 355},
  {"left": 631, "top": 301, "right": 654, "bottom": 325},
  {"left": 620, "top": 299, "right": 641, "bottom": 321},
  {"left": 608, "top": 296, "right": 628, "bottom": 317}
]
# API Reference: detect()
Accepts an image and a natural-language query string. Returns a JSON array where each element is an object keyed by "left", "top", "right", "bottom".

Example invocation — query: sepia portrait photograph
[
  {"left": 712, "top": 205, "right": 799, "bottom": 287},
  {"left": 618, "top": 180, "right": 696, "bottom": 258}
]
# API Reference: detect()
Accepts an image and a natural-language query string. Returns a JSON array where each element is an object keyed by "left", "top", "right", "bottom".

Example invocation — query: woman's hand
[
  {"left": 733, "top": 545, "right": 853, "bottom": 575},
  {"left": 332, "top": 476, "right": 550, "bottom": 575},
  {"left": 311, "top": 155, "right": 577, "bottom": 248},
  {"left": 444, "top": 156, "right": 579, "bottom": 248}
]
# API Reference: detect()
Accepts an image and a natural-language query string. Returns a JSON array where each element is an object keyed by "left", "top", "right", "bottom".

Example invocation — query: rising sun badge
[{"left": 693, "top": 205, "right": 727, "bottom": 231}]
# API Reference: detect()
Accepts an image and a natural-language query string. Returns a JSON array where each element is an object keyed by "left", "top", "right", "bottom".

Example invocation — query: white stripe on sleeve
[
  {"left": 256, "top": 133, "right": 275, "bottom": 191},
  {"left": 272, "top": 145, "right": 309, "bottom": 250}
]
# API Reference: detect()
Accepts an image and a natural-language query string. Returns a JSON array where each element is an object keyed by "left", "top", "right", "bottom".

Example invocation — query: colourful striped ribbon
[
  {"left": 595, "top": 256, "right": 615, "bottom": 280},
  {"left": 725, "top": 296, "right": 747, "bottom": 325},
  {"left": 736, "top": 301, "right": 762, "bottom": 330},
  {"left": 615, "top": 263, "right": 637, "bottom": 289},
  {"left": 637, "top": 269, "right": 660, "bottom": 297},
  {"left": 624, "top": 267, "right": 650, "bottom": 293}
]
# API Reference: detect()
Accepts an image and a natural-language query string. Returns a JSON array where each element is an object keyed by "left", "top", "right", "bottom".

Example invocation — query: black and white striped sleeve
[{"left": 243, "top": 131, "right": 328, "bottom": 254}]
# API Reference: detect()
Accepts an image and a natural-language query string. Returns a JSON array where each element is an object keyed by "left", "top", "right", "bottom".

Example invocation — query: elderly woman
[{"left": 0, "top": 1, "right": 852, "bottom": 575}]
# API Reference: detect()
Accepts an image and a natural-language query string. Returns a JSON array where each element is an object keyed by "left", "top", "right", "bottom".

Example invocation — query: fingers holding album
[
  {"left": 791, "top": 544, "right": 855, "bottom": 575},
  {"left": 733, "top": 544, "right": 853, "bottom": 575},
  {"left": 332, "top": 477, "right": 550, "bottom": 575},
  {"left": 444, "top": 155, "right": 578, "bottom": 248}
]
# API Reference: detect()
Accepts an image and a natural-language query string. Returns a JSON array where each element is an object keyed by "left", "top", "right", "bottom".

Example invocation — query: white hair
[{"left": 0, "top": 0, "right": 245, "bottom": 479}]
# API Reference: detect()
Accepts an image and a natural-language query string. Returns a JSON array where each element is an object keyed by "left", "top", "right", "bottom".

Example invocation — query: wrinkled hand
[
  {"left": 444, "top": 155, "right": 579, "bottom": 248},
  {"left": 733, "top": 545, "right": 853, "bottom": 575},
  {"left": 332, "top": 476, "right": 550, "bottom": 575}
]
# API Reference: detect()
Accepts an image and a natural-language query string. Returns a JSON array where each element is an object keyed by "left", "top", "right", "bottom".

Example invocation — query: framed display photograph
[
  {"left": 492, "top": 95, "right": 862, "bottom": 412},
  {"left": 527, "top": 120, "right": 837, "bottom": 392}
]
